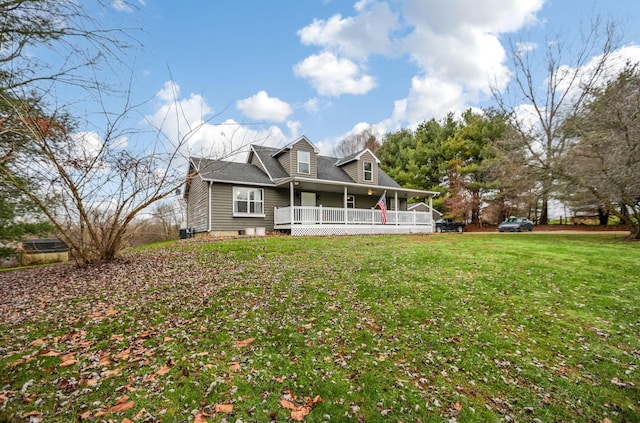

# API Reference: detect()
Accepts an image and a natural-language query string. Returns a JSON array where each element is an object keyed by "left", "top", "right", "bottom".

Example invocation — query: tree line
[
  {"left": 372, "top": 81, "right": 640, "bottom": 240},
  {"left": 336, "top": 17, "right": 640, "bottom": 239}
]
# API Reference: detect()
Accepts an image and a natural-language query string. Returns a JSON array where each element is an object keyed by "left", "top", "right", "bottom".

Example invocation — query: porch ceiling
[{"left": 273, "top": 177, "right": 436, "bottom": 198}]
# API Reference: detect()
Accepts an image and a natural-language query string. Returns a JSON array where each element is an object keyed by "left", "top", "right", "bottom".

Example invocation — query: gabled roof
[
  {"left": 335, "top": 148, "right": 380, "bottom": 166},
  {"left": 271, "top": 135, "right": 320, "bottom": 157},
  {"left": 190, "top": 142, "right": 404, "bottom": 191}
]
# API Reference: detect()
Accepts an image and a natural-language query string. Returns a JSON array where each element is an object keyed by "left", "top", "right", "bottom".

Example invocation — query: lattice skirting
[{"left": 289, "top": 224, "right": 432, "bottom": 236}]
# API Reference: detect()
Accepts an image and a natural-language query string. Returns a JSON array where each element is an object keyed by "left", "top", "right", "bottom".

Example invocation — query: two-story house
[{"left": 184, "top": 136, "right": 438, "bottom": 236}]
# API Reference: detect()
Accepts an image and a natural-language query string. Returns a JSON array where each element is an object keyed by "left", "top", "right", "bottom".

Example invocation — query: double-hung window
[
  {"left": 233, "top": 187, "right": 264, "bottom": 216},
  {"left": 363, "top": 161, "right": 373, "bottom": 181},
  {"left": 298, "top": 151, "right": 310, "bottom": 174}
]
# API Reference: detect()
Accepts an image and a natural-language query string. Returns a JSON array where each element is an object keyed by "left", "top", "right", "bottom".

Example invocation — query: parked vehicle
[
  {"left": 498, "top": 217, "right": 534, "bottom": 232},
  {"left": 435, "top": 218, "right": 465, "bottom": 233}
]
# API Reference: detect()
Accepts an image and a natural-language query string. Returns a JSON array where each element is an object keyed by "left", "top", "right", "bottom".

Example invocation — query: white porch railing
[{"left": 274, "top": 206, "right": 433, "bottom": 231}]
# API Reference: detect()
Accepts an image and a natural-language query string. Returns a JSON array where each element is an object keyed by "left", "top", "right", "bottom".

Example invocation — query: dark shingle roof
[
  {"left": 192, "top": 145, "right": 401, "bottom": 188},
  {"left": 193, "top": 158, "right": 274, "bottom": 185},
  {"left": 250, "top": 146, "right": 289, "bottom": 179},
  {"left": 377, "top": 170, "right": 402, "bottom": 188},
  {"left": 316, "top": 155, "right": 355, "bottom": 183}
]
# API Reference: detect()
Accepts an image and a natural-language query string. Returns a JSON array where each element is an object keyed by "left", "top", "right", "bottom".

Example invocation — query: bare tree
[
  {"left": 492, "top": 15, "right": 623, "bottom": 224},
  {"left": 332, "top": 128, "right": 381, "bottom": 158},
  {"left": 563, "top": 64, "right": 640, "bottom": 239},
  {"left": 0, "top": 1, "right": 256, "bottom": 263},
  {"left": 0, "top": 0, "right": 136, "bottom": 92}
]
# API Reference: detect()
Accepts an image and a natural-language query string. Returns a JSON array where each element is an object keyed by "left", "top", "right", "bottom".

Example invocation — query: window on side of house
[
  {"left": 298, "top": 150, "right": 310, "bottom": 174},
  {"left": 346, "top": 195, "right": 355, "bottom": 208},
  {"left": 363, "top": 161, "right": 373, "bottom": 181},
  {"left": 233, "top": 187, "right": 265, "bottom": 216}
]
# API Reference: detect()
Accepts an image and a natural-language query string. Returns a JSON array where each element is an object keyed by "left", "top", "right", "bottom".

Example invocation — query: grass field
[{"left": 0, "top": 233, "right": 639, "bottom": 422}]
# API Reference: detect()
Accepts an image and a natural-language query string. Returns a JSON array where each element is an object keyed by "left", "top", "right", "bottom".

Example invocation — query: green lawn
[{"left": 0, "top": 234, "right": 638, "bottom": 422}]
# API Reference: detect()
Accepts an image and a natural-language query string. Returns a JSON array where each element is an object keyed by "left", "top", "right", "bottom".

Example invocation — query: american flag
[{"left": 376, "top": 191, "right": 387, "bottom": 224}]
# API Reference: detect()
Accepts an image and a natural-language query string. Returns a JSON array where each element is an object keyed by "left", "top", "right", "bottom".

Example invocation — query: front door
[
  {"left": 300, "top": 192, "right": 316, "bottom": 223},
  {"left": 301, "top": 192, "right": 316, "bottom": 207}
]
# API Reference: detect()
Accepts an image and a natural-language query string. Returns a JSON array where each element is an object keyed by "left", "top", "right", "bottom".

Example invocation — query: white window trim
[
  {"left": 363, "top": 161, "right": 373, "bottom": 181},
  {"left": 233, "top": 186, "right": 266, "bottom": 217},
  {"left": 298, "top": 150, "right": 311, "bottom": 174}
]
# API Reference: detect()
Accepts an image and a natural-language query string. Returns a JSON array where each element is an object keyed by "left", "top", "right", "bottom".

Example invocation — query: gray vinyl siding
[
  {"left": 210, "top": 183, "right": 289, "bottom": 231},
  {"left": 340, "top": 152, "right": 378, "bottom": 184},
  {"left": 249, "top": 153, "right": 267, "bottom": 175},
  {"left": 275, "top": 140, "right": 318, "bottom": 178},
  {"left": 186, "top": 176, "right": 210, "bottom": 232},
  {"left": 276, "top": 151, "right": 291, "bottom": 176},
  {"left": 291, "top": 142, "right": 317, "bottom": 178},
  {"left": 341, "top": 161, "right": 358, "bottom": 183},
  {"left": 295, "top": 192, "right": 406, "bottom": 210}
]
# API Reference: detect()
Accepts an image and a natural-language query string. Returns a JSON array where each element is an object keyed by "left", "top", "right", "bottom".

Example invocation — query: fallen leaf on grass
[
  {"left": 103, "top": 368, "right": 122, "bottom": 377},
  {"left": 234, "top": 337, "right": 255, "bottom": 348},
  {"left": 22, "top": 411, "right": 42, "bottom": 418},
  {"left": 213, "top": 403, "right": 234, "bottom": 413},
  {"left": 107, "top": 396, "right": 134, "bottom": 413},
  {"left": 156, "top": 365, "right": 171, "bottom": 376},
  {"left": 280, "top": 394, "right": 323, "bottom": 421},
  {"left": 291, "top": 407, "right": 311, "bottom": 421},
  {"left": 229, "top": 361, "right": 241, "bottom": 371},
  {"left": 105, "top": 309, "right": 118, "bottom": 316},
  {"left": 99, "top": 355, "right": 112, "bottom": 366},
  {"left": 80, "top": 378, "right": 99, "bottom": 387},
  {"left": 29, "top": 339, "right": 45, "bottom": 347},
  {"left": 114, "top": 349, "right": 131, "bottom": 361},
  {"left": 60, "top": 353, "right": 77, "bottom": 367},
  {"left": 194, "top": 412, "right": 210, "bottom": 423},
  {"left": 280, "top": 399, "right": 296, "bottom": 410},
  {"left": 11, "top": 356, "right": 34, "bottom": 367}
]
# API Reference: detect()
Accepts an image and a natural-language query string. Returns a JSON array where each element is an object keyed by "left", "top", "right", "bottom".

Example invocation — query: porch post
[
  {"left": 344, "top": 186, "right": 348, "bottom": 225},
  {"left": 395, "top": 191, "right": 399, "bottom": 226},
  {"left": 429, "top": 195, "right": 433, "bottom": 226},
  {"left": 290, "top": 181, "right": 295, "bottom": 225}
]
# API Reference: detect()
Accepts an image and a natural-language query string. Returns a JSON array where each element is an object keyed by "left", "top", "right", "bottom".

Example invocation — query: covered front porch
[
  {"left": 272, "top": 178, "right": 437, "bottom": 236},
  {"left": 274, "top": 205, "right": 434, "bottom": 236}
]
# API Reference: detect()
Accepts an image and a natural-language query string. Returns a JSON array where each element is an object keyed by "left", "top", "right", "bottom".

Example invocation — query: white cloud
[
  {"left": 297, "top": 0, "right": 399, "bottom": 59},
  {"left": 402, "top": 0, "right": 542, "bottom": 35},
  {"left": 145, "top": 81, "right": 291, "bottom": 162},
  {"left": 303, "top": 98, "right": 320, "bottom": 113},
  {"left": 111, "top": 0, "right": 133, "bottom": 12},
  {"left": 391, "top": 76, "right": 465, "bottom": 128},
  {"left": 287, "top": 120, "right": 301, "bottom": 139},
  {"left": 295, "top": 0, "right": 549, "bottom": 132},
  {"left": 236, "top": 91, "right": 293, "bottom": 122},
  {"left": 293, "top": 52, "right": 376, "bottom": 96},
  {"left": 112, "top": 0, "right": 145, "bottom": 12}
]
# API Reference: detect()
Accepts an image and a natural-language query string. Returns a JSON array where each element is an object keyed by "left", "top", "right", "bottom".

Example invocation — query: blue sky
[{"left": 82, "top": 0, "right": 640, "bottom": 158}]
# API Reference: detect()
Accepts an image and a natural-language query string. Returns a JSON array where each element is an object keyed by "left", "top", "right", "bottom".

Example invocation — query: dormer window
[
  {"left": 298, "top": 151, "right": 310, "bottom": 174},
  {"left": 363, "top": 161, "right": 373, "bottom": 181}
]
